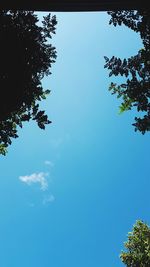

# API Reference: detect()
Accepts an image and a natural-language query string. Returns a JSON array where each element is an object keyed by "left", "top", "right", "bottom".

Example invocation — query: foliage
[
  {"left": 120, "top": 220, "right": 150, "bottom": 266},
  {"left": 104, "top": 10, "right": 150, "bottom": 134},
  {"left": 0, "top": 11, "right": 57, "bottom": 154}
]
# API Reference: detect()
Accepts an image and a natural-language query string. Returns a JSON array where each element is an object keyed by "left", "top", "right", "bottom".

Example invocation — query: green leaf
[{"left": 0, "top": 144, "right": 7, "bottom": 156}]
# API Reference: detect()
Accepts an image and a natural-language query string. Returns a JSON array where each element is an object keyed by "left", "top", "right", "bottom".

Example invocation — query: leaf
[{"left": 44, "top": 89, "right": 51, "bottom": 95}]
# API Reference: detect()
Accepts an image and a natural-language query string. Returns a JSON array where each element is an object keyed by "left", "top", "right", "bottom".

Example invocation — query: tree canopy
[
  {"left": 0, "top": 11, "right": 57, "bottom": 155},
  {"left": 104, "top": 10, "right": 150, "bottom": 134},
  {"left": 120, "top": 220, "right": 150, "bottom": 266}
]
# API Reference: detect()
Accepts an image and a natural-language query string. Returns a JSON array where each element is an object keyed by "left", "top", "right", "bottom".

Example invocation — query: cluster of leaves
[
  {"left": 104, "top": 10, "right": 150, "bottom": 134},
  {"left": 0, "top": 11, "right": 57, "bottom": 155},
  {"left": 120, "top": 220, "right": 150, "bottom": 266}
]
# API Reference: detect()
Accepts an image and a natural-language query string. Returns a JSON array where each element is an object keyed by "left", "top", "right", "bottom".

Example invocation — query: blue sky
[{"left": 1, "top": 11, "right": 150, "bottom": 267}]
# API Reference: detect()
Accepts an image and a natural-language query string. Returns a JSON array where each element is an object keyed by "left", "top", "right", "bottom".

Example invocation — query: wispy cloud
[
  {"left": 43, "top": 194, "right": 55, "bottom": 205},
  {"left": 44, "top": 160, "right": 54, "bottom": 167},
  {"left": 28, "top": 203, "right": 35, "bottom": 208},
  {"left": 50, "top": 137, "right": 63, "bottom": 148},
  {"left": 19, "top": 172, "right": 48, "bottom": 191},
  {"left": 50, "top": 134, "right": 71, "bottom": 149}
]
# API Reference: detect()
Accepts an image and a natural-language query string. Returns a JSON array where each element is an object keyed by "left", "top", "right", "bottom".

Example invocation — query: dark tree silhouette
[
  {"left": 0, "top": 0, "right": 149, "bottom": 12},
  {"left": 0, "top": 11, "right": 57, "bottom": 155},
  {"left": 104, "top": 10, "right": 150, "bottom": 134},
  {"left": 120, "top": 220, "right": 150, "bottom": 266}
]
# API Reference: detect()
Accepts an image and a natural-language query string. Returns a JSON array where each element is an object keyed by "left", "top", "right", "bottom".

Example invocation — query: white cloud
[
  {"left": 44, "top": 160, "right": 54, "bottom": 167},
  {"left": 43, "top": 194, "right": 55, "bottom": 205},
  {"left": 19, "top": 172, "right": 48, "bottom": 191}
]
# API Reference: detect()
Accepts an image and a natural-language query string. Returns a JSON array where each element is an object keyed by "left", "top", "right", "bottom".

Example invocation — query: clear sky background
[{"left": 1, "top": 11, "right": 150, "bottom": 267}]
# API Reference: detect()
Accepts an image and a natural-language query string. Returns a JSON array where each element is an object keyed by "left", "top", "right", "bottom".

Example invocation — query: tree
[
  {"left": 0, "top": 11, "right": 57, "bottom": 155},
  {"left": 104, "top": 10, "right": 150, "bottom": 134},
  {"left": 1, "top": 0, "right": 149, "bottom": 12},
  {"left": 120, "top": 220, "right": 150, "bottom": 266}
]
